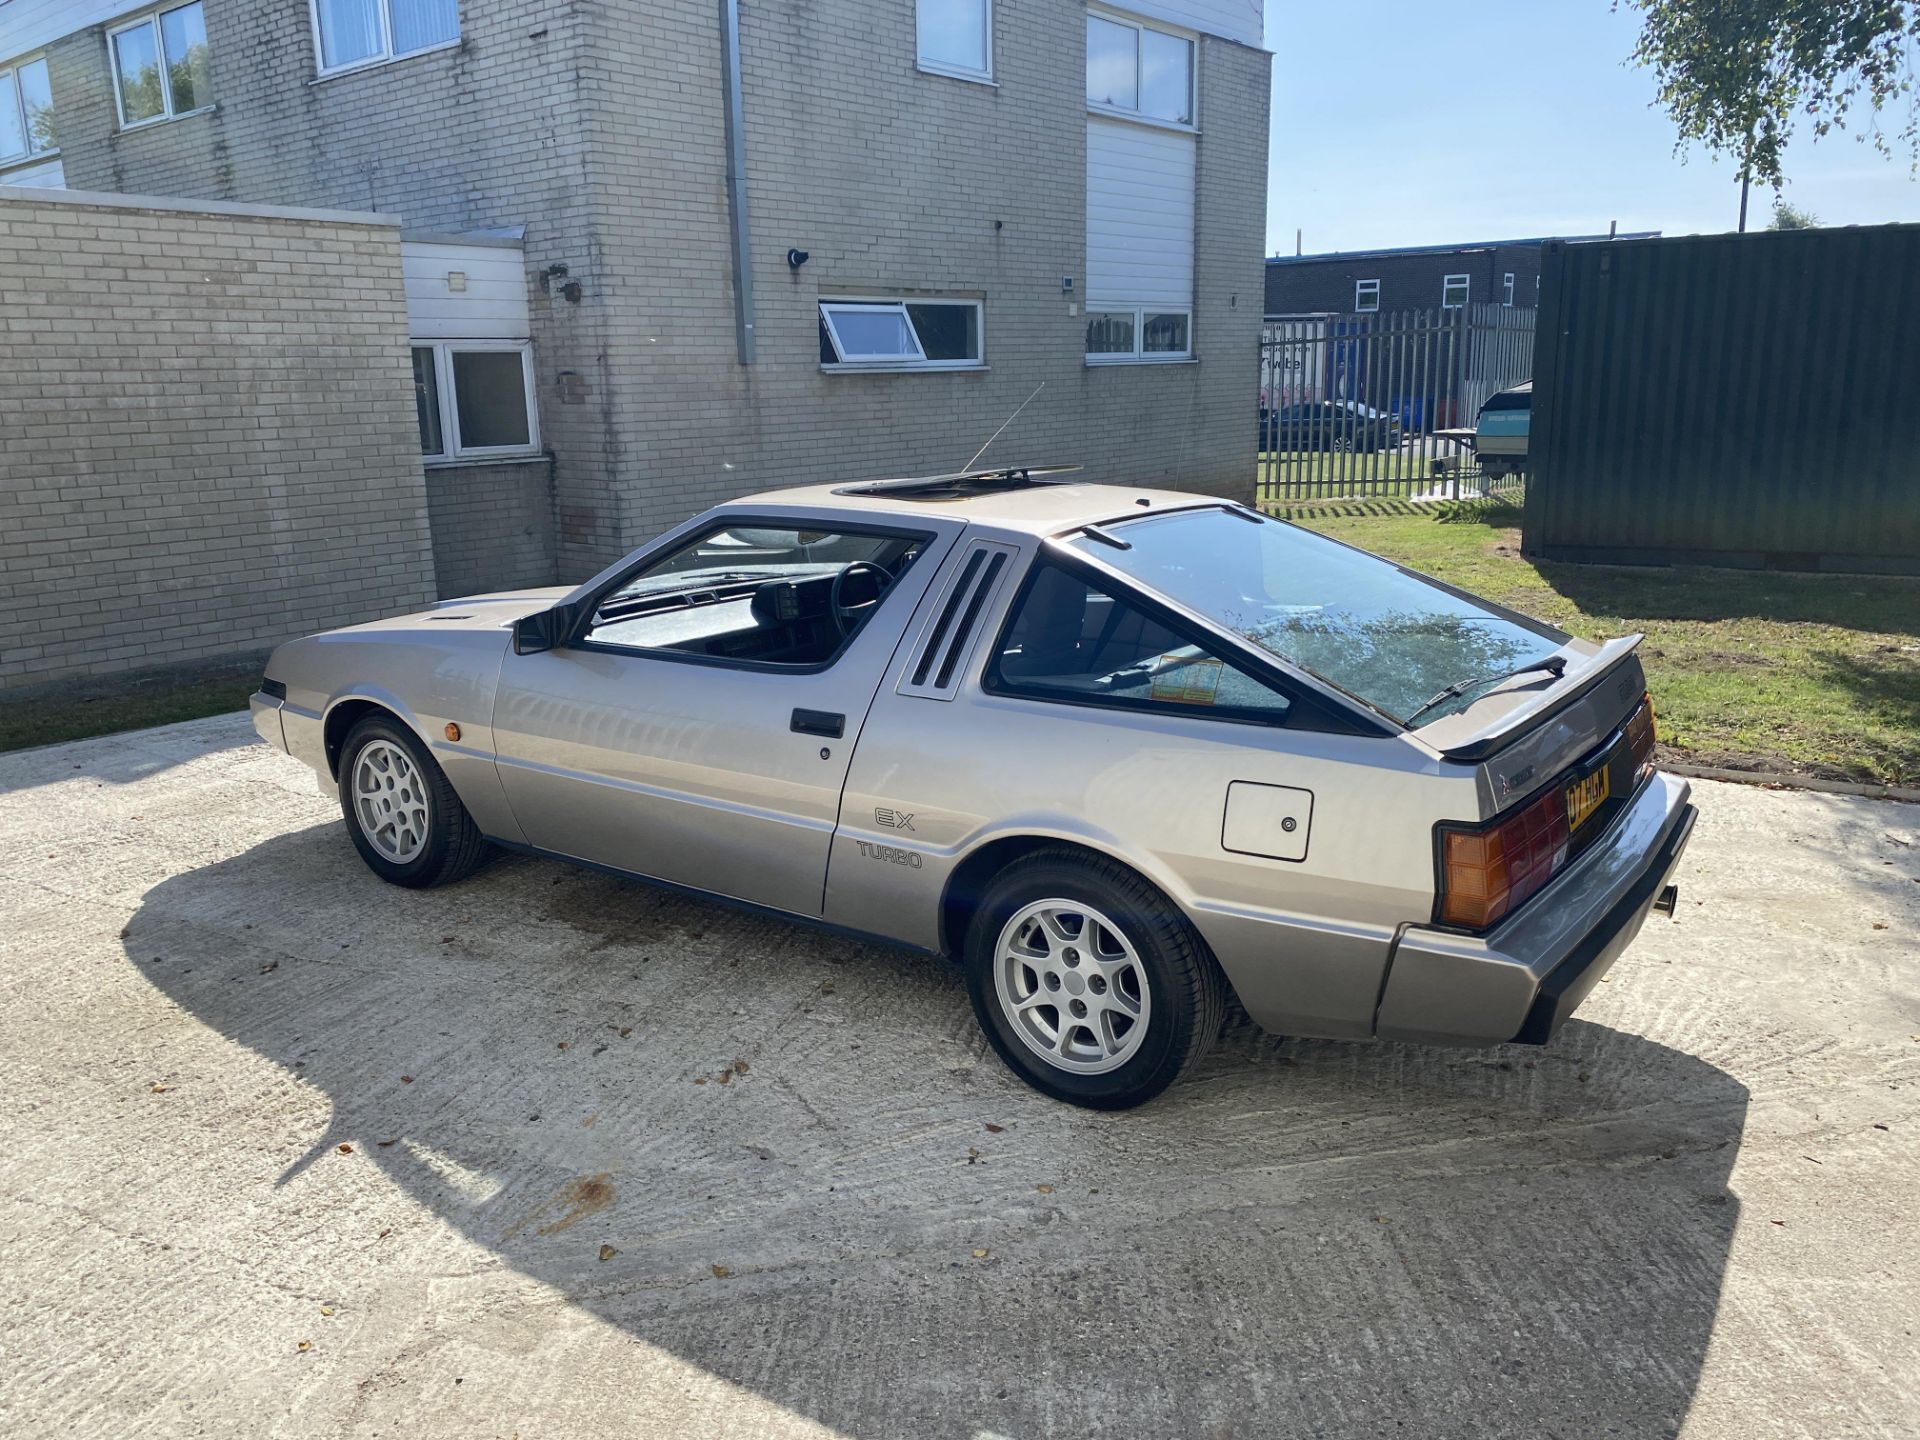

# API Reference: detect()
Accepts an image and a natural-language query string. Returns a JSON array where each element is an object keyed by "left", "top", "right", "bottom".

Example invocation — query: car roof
[{"left": 720, "top": 479, "right": 1232, "bottom": 538}]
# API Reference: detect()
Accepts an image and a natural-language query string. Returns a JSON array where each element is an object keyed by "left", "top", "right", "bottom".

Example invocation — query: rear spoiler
[{"left": 1431, "top": 635, "right": 1645, "bottom": 762}]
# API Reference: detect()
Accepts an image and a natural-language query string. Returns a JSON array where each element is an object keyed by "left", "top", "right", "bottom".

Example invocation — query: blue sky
[{"left": 1263, "top": 0, "right": 1920, "bottom": 255}]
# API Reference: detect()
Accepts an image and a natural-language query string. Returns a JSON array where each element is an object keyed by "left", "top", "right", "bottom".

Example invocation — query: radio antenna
[{"left": 962, "top": 381, "right": 1045, "bottom": 472}]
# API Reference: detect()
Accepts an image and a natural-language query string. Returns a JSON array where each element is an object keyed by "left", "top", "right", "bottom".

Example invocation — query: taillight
[
  {"left": 1435, "top": 695, "right": 1656, "bottom": 932},
  {"left": 1625, "top": 694, "right": 1656, "bottom": 783},
  {"left": 1437, "top": 785, "right": 1570, "bottom": 931}
]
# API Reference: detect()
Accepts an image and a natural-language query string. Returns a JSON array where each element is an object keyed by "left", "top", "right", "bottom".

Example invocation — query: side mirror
[{"left": 512, "top": 603, "right": 577, "bottom": 655}]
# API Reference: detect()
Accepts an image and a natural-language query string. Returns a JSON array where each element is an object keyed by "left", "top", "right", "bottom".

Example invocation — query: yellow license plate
[{"left": 1565, "top": 767, "right": 1611, "bottom": 832}]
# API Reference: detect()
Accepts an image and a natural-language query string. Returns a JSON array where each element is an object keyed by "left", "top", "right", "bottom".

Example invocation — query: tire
[
  {"left": 336, "top": 714, "right": 493, "bottom": 889},
  {"left": 963, "top": 847, "right": 1228, "bottom": 1109}
]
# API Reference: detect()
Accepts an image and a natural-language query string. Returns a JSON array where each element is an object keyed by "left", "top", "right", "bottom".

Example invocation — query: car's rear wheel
[
  {"left": 964, "top": 848, "right": 1227, "bottom": 1109},
  {"left": 337, "top": 714, "right": 492, "bottom": 888}
]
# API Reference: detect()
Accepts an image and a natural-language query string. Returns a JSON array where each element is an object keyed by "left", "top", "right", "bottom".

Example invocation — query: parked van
[{"left": 1476, "top": 381, "right": 1531, "bottom": 480}]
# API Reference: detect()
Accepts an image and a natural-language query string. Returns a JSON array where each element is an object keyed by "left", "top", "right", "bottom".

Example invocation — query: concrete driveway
[{"left": 2, "top": 714, "right": 1915, "bottom": 1439}]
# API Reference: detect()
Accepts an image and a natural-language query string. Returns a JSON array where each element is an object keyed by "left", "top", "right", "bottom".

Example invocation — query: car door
[{"left": 488, "top": 509, "right": 959, "bottom": 917}]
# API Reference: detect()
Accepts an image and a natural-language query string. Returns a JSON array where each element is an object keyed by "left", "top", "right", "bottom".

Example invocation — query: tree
[
  {"left": 1620, "top": 1, "right": 1919, "bottom": 195},
  {"left": 1767, "top": 198, "right": 1821, "bottom": 228}
]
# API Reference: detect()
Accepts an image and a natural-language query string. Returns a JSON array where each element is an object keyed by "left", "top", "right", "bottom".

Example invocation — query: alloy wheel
[
  {"left": 994, "top": 899, "right": 1152, "bottom": 1075},
  {"left": 351, "top": 739, "right": 431, "bottom": 865}
]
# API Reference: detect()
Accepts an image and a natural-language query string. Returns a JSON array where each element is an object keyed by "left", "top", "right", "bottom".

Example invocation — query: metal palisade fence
[{"left": 1258, "top": 303, "right": 1535, "bottom": 503}]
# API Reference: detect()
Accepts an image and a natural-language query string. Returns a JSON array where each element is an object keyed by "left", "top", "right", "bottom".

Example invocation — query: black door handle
[{"left": 790, "top": 708, "right": 845, "bottom": 739}]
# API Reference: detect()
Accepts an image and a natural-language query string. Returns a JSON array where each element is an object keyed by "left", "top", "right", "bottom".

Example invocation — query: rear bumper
[{"left": 1375, "top": 771, "right": 1696, "bottom": 1047}]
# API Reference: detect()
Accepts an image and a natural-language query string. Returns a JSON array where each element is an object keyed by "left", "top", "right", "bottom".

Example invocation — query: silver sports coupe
[{"left": 252, "top": 469, "right": 1695, "bottom": 1108}]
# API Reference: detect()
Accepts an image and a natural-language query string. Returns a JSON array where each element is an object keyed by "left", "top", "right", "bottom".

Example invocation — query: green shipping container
[{"left": 1524, "top": 226, "right": 1920, "bottom": 575}]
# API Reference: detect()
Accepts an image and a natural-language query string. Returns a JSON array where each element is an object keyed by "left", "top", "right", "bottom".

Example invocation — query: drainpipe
[{"left": 719, "top": 0, "right": 756, "bottom": 363}]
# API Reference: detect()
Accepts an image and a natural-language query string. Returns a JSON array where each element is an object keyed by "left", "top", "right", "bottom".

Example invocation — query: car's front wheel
[
  {"left": 337, "top": 714, "right": 492, "bottom": 888},
  {"left": 964, "top": 848, "right": 1227, "bottom": 1109}
]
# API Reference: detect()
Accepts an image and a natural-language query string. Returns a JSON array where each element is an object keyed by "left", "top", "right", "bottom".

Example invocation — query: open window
[
  {"left": 819, "top": 299, "right": 983, "bottom": 370},
  {"left": 578, "top": 521, "right": 931, "bottom": 670}
]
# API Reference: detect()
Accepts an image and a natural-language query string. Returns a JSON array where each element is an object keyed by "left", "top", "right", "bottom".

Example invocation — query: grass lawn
[
  {"left": 1285, "top": 501, "right": 1920, "bottom": 787},
  {"left": 0, "top": 670, "right": 257, "bottom": 754}
]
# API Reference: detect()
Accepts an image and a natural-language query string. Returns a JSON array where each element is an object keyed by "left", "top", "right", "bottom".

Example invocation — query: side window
[
  {"left": 581, "top": 523, "right": 927, "bottom": 669},
  {"left": 987, "top": 562, "right": 1293, "bottom": 722},
  {"left": 917, "top": 0, "right": 991, "bottom": 81}
]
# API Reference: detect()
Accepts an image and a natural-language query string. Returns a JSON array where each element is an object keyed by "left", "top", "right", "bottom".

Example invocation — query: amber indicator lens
[{"left": 445, "top": 722, "right": 462, "bottom": 742}]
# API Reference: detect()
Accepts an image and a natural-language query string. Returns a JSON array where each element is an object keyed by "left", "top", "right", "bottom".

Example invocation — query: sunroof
[{"left": 833, "top": 465, "right": 1081, "bottom": 499}]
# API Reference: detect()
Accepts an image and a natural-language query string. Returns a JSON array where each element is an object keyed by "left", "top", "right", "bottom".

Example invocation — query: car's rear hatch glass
[{"left": 1067, "top": 508, "right": 1569, "bottom": 728}]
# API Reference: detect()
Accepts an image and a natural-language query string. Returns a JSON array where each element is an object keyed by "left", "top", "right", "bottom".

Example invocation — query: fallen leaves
[
  {"left": 319, "top": 1305, "right": 335, "bottom": 1317},
  {"left": 984, "top": 1123, "right": 1005, "bottom": 1134},
  {"left": 710, "top": 1264, "right": 732, "bottom": 1279},
  {"left": 598, "top": 1245, "right": 619, "bottom": 1263},
  {"left": 971, "top": 1248, "right": 989, "bottom": 1260},
  {"left": 732, "top": 1058, "right": 750, "bottom": 1074},
  {"left": 1036, "top": 1184, "right": 1053, "bottom": 1195},
  {"left": 336, "top": 1143, "right": 353, "bottom": 1155},
  {"left": 296, "top": 1340, "right": 313, "bottom": 1354},
  {"left": 149, "top": 1083, "right": 170, "bottom": 1094},
  {"left": 400, "top": 1075, "right": 413, "bottom": 1084}
]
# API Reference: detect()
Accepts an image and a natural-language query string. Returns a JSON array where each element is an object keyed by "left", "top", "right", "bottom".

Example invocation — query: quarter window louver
[
  {"left": 899, "top": 543, "right": 1015, "bottom": 699},
  {"left": 935, "top": 554, "right": 1005, "bottom": 688}
]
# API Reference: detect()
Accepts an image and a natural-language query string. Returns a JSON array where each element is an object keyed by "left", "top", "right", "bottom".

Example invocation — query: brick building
[
  {"left": 2, "top": 0, "right": 1271, "bottom": 594},
  {"left": 1264, "top": 233, "right": 1658, "bottom": 318},
  {"left": 0, "top": 188, "right": 437, "bottom": 692}
]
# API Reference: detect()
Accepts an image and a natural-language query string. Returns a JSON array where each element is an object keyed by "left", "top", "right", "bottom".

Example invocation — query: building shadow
[
  {"left": 127, "top": 823, "right": 1749, "bottom": 1439},
  {"left": 0, "top": 712, "right": 260, "bottom": 798}
]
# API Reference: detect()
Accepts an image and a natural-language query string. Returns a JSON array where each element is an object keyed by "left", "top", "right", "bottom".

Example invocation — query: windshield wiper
[{"left": 1405, "top": 654, "right": 1568, "bottom": 727}]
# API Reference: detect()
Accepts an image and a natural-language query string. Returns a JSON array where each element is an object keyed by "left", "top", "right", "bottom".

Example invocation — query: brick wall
[
  {"left": 584, "top": 1, "right": 1269, "bottom": 546},
  {"left": 34, "top": 0, "right": 1270, "bottom": 583},
  {"left": 425, "top": 459, "right": 556, "bottom": 600},
  {"left": 44, "top": 1, "right": 618, "bottom": 577},
  {"left": 0, "top": 188, "right": 434, "bottom": 693}
]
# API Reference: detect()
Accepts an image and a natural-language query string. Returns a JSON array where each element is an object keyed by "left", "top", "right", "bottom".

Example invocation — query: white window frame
[
  {"left": 1086, "top": 6, "right": 1197, "bottom": 132},
  {"left": 819, "top": 297, "right": 985, "bottom": 373},
  {"left": 413, "top": 340, "right": 540, "bottom": 463},
  {"left": 0, "top": 54, "right": 55, "bottom": 163},
  {"left": 1503, "top": 272, "right": 1515, "bottom": 307},
  {"left": 1085, "top": 305, "right": 1192, "bottom": 364},
  {"left": 310, "top": 0, "right": 461, "bottom": 80},
  {"left": 1354, "top": 279, "right": 1380, "bottom": 313},
  {"left": 916, "top": 0, "right": 994, "bottom": 85},
  {"left": 108, "top": 3, "right": 213, "bottom": 131},
  {"left": 1442, "top": 273, "right": 1470, "bottom": 309}
]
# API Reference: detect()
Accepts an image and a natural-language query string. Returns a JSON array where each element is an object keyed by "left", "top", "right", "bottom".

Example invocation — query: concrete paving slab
[{"left": 0, "top": 714, "right": 1915, "bottom": 1439}]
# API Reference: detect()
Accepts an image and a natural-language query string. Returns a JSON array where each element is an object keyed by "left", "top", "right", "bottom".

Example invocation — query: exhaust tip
[{"left": 1652, "top": 884, "right": 1679, "bottom": 916}]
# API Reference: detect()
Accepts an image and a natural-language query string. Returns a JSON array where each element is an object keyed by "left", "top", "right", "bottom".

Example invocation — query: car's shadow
[{"left": 128, "top": 823, "right": 1748, "bottom": 1439}]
